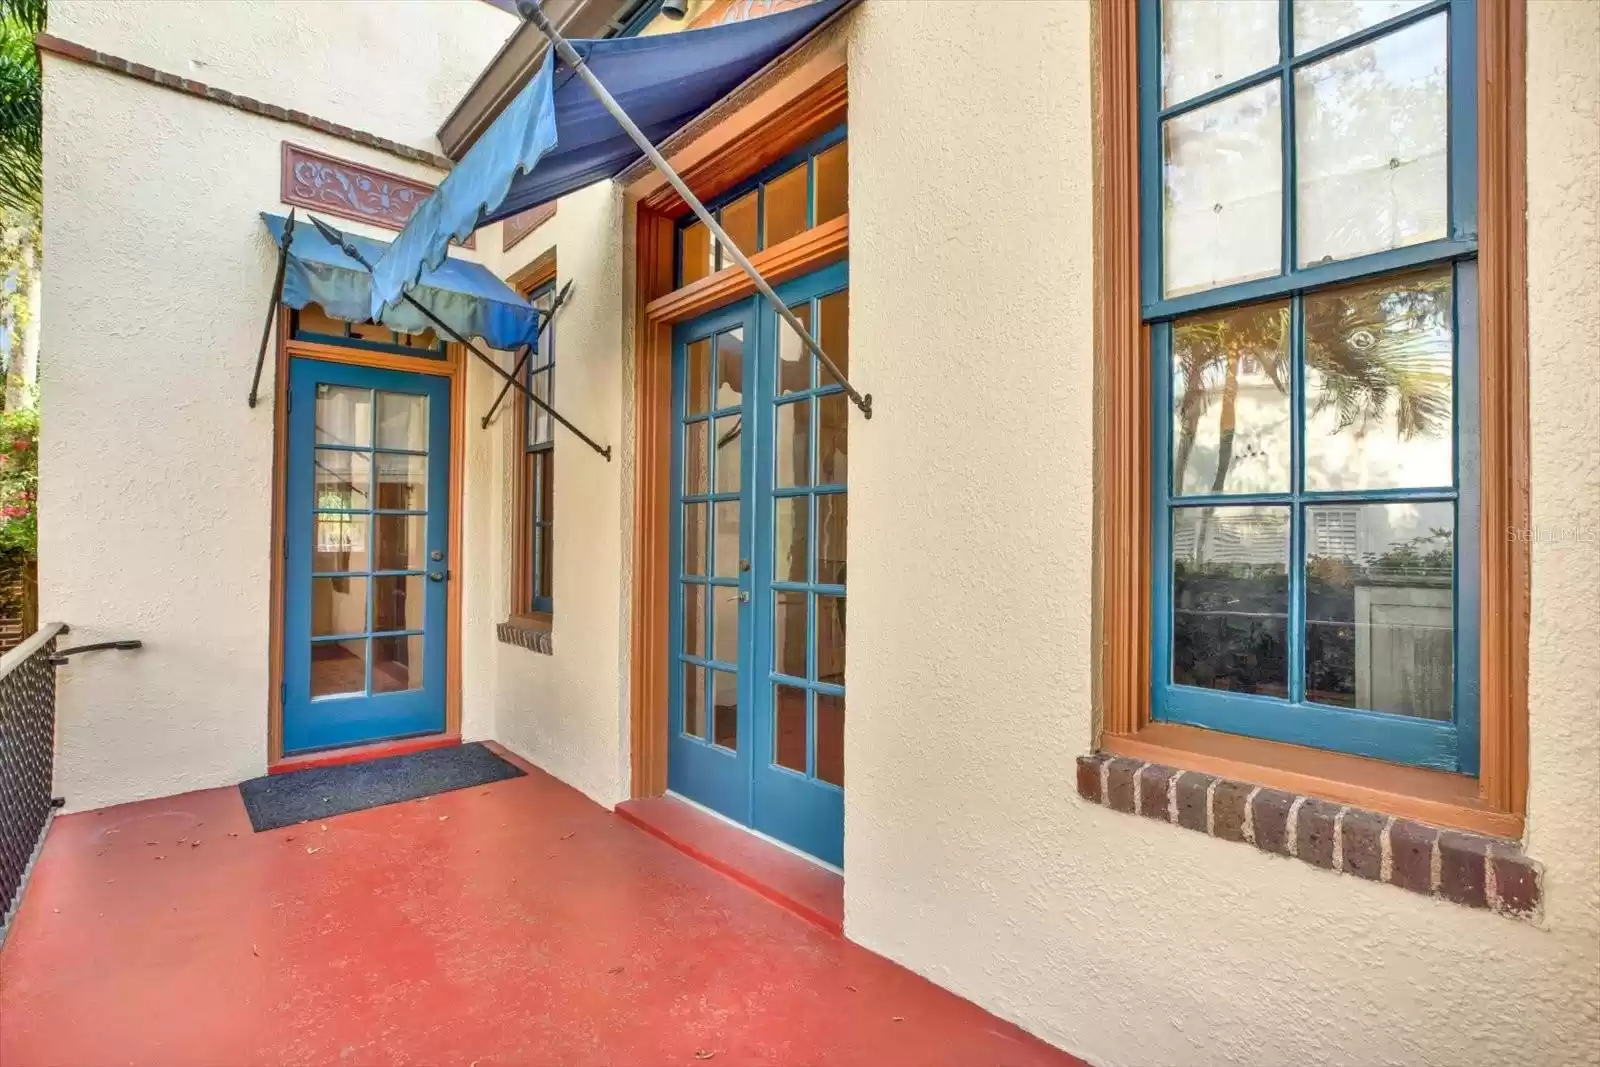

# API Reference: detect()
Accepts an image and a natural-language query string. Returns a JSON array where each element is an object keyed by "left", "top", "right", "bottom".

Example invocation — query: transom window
[
  {"left": 1141, "top": 0, "right": 1479, "bottom": 772},
  {"left": 520, "top": 281, "right": 557, "bottom": 615},
  {"left": 676, "top": 127, "right": 847, "bottom": 288},
  {"left": 292, "top": 303, "right": 447, "bottom": 358}
]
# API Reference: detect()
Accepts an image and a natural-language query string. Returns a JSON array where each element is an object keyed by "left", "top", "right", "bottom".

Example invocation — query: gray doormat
[{"left": 238, "top": 742, "right": 525, "bottom": 832}]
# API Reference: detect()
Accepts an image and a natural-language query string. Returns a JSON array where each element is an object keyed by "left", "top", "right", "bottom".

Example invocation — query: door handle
[
  {"left": 738, "top": 591, "right": 750, "bottom": 603},
  {"left": 429, "top": 571, "right": 446, "bottom": 582}
]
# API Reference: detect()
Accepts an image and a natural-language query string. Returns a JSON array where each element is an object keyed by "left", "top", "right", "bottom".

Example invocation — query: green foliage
[
  {"left": 0, "top": 2, "right": 40, "bottom": 216},
  {"left": 0, "top": 400, "right": 35, "bottom": 558}
]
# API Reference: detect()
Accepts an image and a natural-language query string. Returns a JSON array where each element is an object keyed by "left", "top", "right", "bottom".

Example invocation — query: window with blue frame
[
  {"left": 521, "top": 282, "right": 557, "bottom": 615},
  {"left": 1141, "top": 0, "right": 1480, "bottom": 773},
  {"left": 676, "top": 127, "right": 848, "bottom": 288}
]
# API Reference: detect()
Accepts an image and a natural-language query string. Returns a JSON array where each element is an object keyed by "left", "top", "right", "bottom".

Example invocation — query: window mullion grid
[
  {"left": 1279, "top": 0, "right": 1296, "bottom": 278},
  {"left": 1287, "top": 293, "right": 1306, "bottom": 705}
]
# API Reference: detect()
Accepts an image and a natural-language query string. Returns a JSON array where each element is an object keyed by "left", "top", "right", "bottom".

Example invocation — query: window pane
[
  {"left": 1162, "top": 0, "right": 1281, "bottom": 107},
  {"left": 1163, "top": 80, "right": 1283, "bottom": 298},
  {"left": 684, "top": 664, "right": 707, "bottom": 738},
  {"left": 817, "top": 393, "right": 848, "bottom": 486},
  {"left": 775, "top": 497, "right": 809, "bottom": 583},
  {"left": 716, "top": 327, "right": 744, "bottom": 408},
  {"left": 312, "top": 577, "right": 367, "bottom": 637},
  {"left": 682, "top": 583, "right": 707, "bottom": 659},
  {"left": 774, "top": 684, "right": 808, "bottom": 773},
  {"left": 817, "top": 493, "right": 847, "bottom": 587},
  {"left": 313, "top": 513, "right": 368, "bottom": 573},
  {"left": 1304, "top": 265, "right": 1453, "bottom": 490},
  {"left": 681, "top": 220, "right": 714, "bottom": 285},
  {"left": 764, "top": 163, "right": 809, "bottom": 247},
  {"left": 775, "top": 400, "right": 811, "bottom": 489},
  {"left": 374, "top": 514, "right": 425, "bottom": 571},
  {"left": 683, "top": 421, "right": 709, "bottom": 495},
  {"left": 315, "top": 449, "right": 370, "bottom": 511},
  {"left": 371, "top": 634, "right": 424, "bottom": 693},
  {"left": 714, "top": 415, "right": 742, "bottom": 493},
  {"left": 1294, "top": 0, "right": 1429, "bottom": 54},
  {"left": 819, "top": 289, "right": 849, "bottom": 382},
  {"left": 816, "top": 691, "right": 844, "bottom": 787},
  {"left": 315, "top": 385, "right": 372, "bottom": 448},
  {"left": 375, "top": 454, "right": 427, "bottom": 511},
  {"left": 713, "top": 500, "right": 741, "bottom": 578},
  {"left": 815, "top": 593, "right": 845, "bottom": 686},
  {"left": 297, "top": 303, "right": 348, "bottom": 340},
  {"left": 311, "top": 639, "right": 366, "bottom": 698},
  {"left": 774, "top": 590, "right": 807, "bottom": 678},
  {"left": 1295, "top": 14, "right": 1448, "bottom": 267},
  {"left": 712, "top": 586, "right": 740, "bottom": 666},
  {"left": 536, "top": 524, "right": 553, "bottom": 604},
  {"left": 813, "top": 140, "right": 848, "bottom": 225},
  {"left": 718, "top": 191, "right": 758, "bottom": 266},
  {"left": 373, "top": 575, "right": 424, "bottom": 632},
  {"left": 711, "top": 669, "right": 738, "bottom": 751},
  {"left": 376, "top": 392, "right": 428, "bottom": 451},
  {"left": 777, "top": 303, "right": 812, "bottom": 395},
  {"left": 683, "top": 503, "right": 707, "bottom": 575},
  {"left": 1172, "top": 506, "right": 1289, "bottom": 695},
  {"left": 1305, "top": 501, "right": 1453, "bottom": 718},
  {"left": 528, "top": 370, "right": 553, "bottom": 446},
  {"left": 1171, "top": 300, "right": 1291, "bottom": 496},
  {"left": 686, "top": 339, "right": 711, "bottom": 415}
]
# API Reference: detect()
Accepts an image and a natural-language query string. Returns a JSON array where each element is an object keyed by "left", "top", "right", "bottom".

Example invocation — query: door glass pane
[
  {"left": 816, "top": 494, "right": 847, "bottom": 587},
  {"left": 1163, "top": 80, "right": 1283, "bottom": 298},
  {"left": 773, "top": 590, "right": 807, "bottom": 678},
  {"left": 775, "top": 400, "right": 811, "bottom": 489},
  {"left": 777, "top": 303, "right": 812, "bottom": 395},
  {"left": 372, "top": 575, "right": 424, "bottom": 632},
  {"left": 313, "top": 513, "right": 368, "bottom": 573},
  {"left": 374, "top": 514, "right": 425, "bottom": 571},
  {"left": 686, "top": 338, "right": 711, "bottom": 415},
  {"left": 315, "top": 450, "right": 370, "bottom": 510},
  {"left": 312, "top": 577, "right": 368, "bottom": 637},
  {"left": 775, "top": 497, "right": 809, "bottom": 582},
  {"left": 1305, "top": 501, "right": 1453, "bottom": 718},
  {"left": 718, "top": 192, "right": 758, "bottom": 266},
  {"left": 683, "top": 503, "right": 707, "bottom": 575},
  {"left": 1295, "top": 15, "right": 1448, "bottom": 267},
  {"left": 764, "top": 163, "right": 809, "bottom": 247},
  {"left": 815, "top": 594, "right": 845, "bottom": 686},
  {"left": 681, "top": 220, "right": 714, "bottom": 285},
  {"left": 371, "top": 634, "right": 424, "bottom": 693},
  {"left": 815, "top": 692, "right": 844, "bottom": 787},
  {"left": 683, "top": 583, "right": 706, "bottom": 659},
  {"left": 1171, "top": 300, "right": 1292, "bottom": 496},
  {"left": 375, "top": 454, "right": 427, "bottom": 511},
  {"left": 1162, "top": 0, "right": 1281, "bottom": 107},
  {"left": 818, "top": 290, "right": 849, "bottom": 382},
  {"left": 817, "top": 394, "right": 848, "bottom": 486},
  {"left": 774, "top": 684, "right": 808, "bottom": 773},
  {"left": 310, "top": 639, "right": 366, "bottom": 698},
  {"left": 711, "top": 586, "right": 740, "bottom": 666},
  {"left": 376, "top": 392, "right": 429, "bottom": 451},
  {"left": 713, "top": 501, "right": 741, "bottom": 578},
  {"left": 716, "top": 327, "right": 744, "bottom": 408},
  {"left": 684, "top": 664, "right": 707, "bottom": 739},
  {"left": 714, "top": 415, "right": 742, "bottom": 493},
  {"left": 1304, "top": 265, "right": 1453, "bottom": 490},
  {"left": 1294, "top": 0, "right": 1429, "bottom": 54},
  {"left": 1171, "top": 506, "right": 1289, "bottom": 695},
  {"left": 683, "top": 421, "right": 709, "bottom": 496},
  {"left": 711, "top": 670, "right": 738, "bottom": 751},
  {"left": 813, "top": 141, "right": 848, "bottom": 225},
  {"left": 314, "top": 385, "right": 372, "bottom": 447}
]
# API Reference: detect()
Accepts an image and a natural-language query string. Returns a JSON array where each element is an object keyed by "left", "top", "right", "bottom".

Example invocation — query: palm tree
[{"left": 0, "top": 0, "right": 42, "bottom": 215}]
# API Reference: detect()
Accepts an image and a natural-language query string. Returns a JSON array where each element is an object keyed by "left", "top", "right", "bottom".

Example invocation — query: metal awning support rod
[
  {"left": 518, "top": 0, "right": 872, "bottom": 420},
  {"left": 481, "top": 278, "right": 574, "bottom": 428},
  {"left": 249, "top": 209, "right": 295, "bottom": 408},
  {"left": 306, "top": 215, "right": 612, "bottom": 461}
]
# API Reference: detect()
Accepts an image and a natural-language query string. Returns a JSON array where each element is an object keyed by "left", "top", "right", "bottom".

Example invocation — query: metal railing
[{"left": 0, "top": 620, "right": 65, "bottom": 940}]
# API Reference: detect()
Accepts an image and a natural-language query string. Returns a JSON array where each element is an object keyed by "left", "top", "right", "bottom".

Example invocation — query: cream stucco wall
[
  {"left": 40, "top": 1, "right": 509, "bottom": 811},
  {"left": 840, "top": 3, "right": 1600, "bottom": 1066}
]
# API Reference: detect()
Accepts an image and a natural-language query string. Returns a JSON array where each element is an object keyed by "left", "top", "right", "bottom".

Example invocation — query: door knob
[
  {"left": 428, "top": 571, "right": 445, "bottom": 582},
  {"left": 738, "top": 591, "right": 750, "bottom": 603}
]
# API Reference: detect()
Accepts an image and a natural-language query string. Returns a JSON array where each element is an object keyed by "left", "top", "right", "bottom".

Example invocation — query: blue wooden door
[
  {"left": 282, "top": 359, "right": 451, "bottom": 754},
  {"left": 668, "top": 262, "right": 849, "bottom": 866}
]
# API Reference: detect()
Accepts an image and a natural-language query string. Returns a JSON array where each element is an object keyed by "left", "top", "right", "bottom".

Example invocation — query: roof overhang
[{"left": 437, "top": 0, "right": 642, "bottom": 161}]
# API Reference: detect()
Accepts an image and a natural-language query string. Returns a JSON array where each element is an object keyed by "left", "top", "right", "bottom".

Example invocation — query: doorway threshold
[{"left": 615, "top": 794, "right": 843, "bottom": 934}]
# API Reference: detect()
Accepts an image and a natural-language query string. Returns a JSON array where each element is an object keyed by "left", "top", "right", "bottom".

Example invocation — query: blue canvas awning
[
  {"left": 369, "top": 0, "right": 854, "bottom": 321},
  {"left": 261, "top": 213, "right": 542, "bottom": 352}
]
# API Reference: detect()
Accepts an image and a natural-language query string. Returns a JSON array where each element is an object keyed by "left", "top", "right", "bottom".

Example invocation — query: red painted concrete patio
[{"left": 0, "top": 745, "right": 1083, "bottom": 1066}]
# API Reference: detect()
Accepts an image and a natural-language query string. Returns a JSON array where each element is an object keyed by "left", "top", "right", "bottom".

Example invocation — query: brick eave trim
[{"left": 35, "top": 32, "right": 454, "bottom": 171}]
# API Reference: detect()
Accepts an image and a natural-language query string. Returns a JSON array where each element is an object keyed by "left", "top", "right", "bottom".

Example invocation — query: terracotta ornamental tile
[{"left": 281, "top": 143, "right": 473, "bottom": 248}]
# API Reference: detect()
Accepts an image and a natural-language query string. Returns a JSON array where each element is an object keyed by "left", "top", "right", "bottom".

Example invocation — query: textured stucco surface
[
  {"left": 49, "top": 0, "right": 514, "bottom": 151},
  {"left": 466, "top": 183, "right": 633, "bottom": 809},
  {"left": 840, "top": 2, "right": 1600, "bottom": 1065},
  {"left": 39, "top": 2, "right": 494, "bottom": 811}
]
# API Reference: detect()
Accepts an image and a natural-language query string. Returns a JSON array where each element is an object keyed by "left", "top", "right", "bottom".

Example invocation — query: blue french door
[
  {"left": 282, "top": 359, "right": 451, "bottom": 754},
  {"left": 668, "top": 262, "right": 849, "bottom": 866}
]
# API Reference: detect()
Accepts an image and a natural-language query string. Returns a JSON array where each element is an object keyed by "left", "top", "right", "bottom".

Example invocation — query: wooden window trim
[
  {"left": 1093, "top": 0, "right": 1529, "bottom": 838},
  {"left": 511, "top": 253, "right": 559, "bottom": 623}
]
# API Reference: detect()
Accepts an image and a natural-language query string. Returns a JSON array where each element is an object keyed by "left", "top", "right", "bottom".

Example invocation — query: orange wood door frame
[{"left": 266, "top": 313, "right": 468, "bottom": 766}]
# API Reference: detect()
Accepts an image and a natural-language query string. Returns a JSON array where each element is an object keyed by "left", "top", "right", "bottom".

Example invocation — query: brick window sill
[
  {"left": 1077, "top": 746, "right": 1542, "bottom": 922},
  {"left": 497, "top": 615, "right": 552, "bottom": 656}
]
